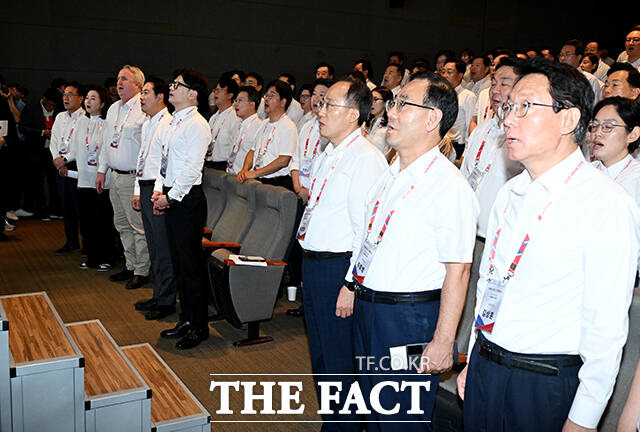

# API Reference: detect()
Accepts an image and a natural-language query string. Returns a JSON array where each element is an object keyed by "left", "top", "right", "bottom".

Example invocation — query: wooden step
[
  {"left": 0, "top": 292, "right": 85, "bottom": 432},
  {"left": 122, "top": 344, "right": 211, "bottom": 432},
  {"left": 66, "top": 320, "right": 151, "bottom": 432}
]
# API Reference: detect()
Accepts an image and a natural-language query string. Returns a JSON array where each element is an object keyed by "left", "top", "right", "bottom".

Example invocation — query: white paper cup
[{"left": 287, "top": 286, "right": 297, "bottom": 302}]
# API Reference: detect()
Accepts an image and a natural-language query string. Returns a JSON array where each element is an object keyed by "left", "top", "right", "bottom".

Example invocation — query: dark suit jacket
[{"left": 19, "top": 102, "right": 58, "bottom": 149}]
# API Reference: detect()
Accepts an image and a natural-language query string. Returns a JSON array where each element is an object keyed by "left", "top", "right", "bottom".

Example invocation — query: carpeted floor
[{"left": 0, "top": 218, "right": 322, "bottom": 431}]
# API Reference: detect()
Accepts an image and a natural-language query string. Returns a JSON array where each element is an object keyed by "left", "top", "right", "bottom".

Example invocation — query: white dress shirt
[
  {"left": 298, "top": 128, "right": 387, "bottom": 258},
  {"left": 366, "top": 79, "right": 376, "bottom": 91},
  {"left": 135, "top": 108, "right": 171, "bottom": 196},
  {"left": 98, "top": 93, "right": 146, "bottom": 173},
  {"left": 352, "top": 146, "right": 478, "bottom": 292},
  {"left": 460, "top": 117, "right": 522, "bottom": 238},
  {"left": 70, "top": 115, "right": 110, "bottom": 189},
  {"left": 390, "top": 85, "right": 401, "bottom": 97},
  {"left": 156, "top": 107, "right": 211, "bottom": 202},
  {"left": 593, "top": 154, "right": 640, "bottom": 210},
  {"left": 581, "top": 70, "right": 603, "bottom": 104},
  {"left": 593, "top": 60, "right": 610, "bottom": 82},
  {"left": 41, "top": 102, "right": 54, "bottom": 149},
  {"left": 471, "top": 149, "right": 640, "bottom": 428},
  {"left": 617, "top": 51, "right": 640, "bottom": 70},
  {"left": 297, "top": 110, "right": 313, "bottom": 132},
  {"left": 226, "top": 113, "right": 263, "bottom": 175},
  {"left": 208, "top": 106, "right": 241, "bottom": 162},
  {"left": 470, "top": 75, "right": 491, "bottom": 97},
  {"left": 50, "top": 107, "right": 85, "bottom": 162},
  {"left": 476, "top": 88, "right": 493, "bottom": 126},
  {"left": 251, "top": 113, "right": 297, "bottom": 178},
  {"left": 290, "top": 116, "right": 328, "bottom": 189},
  {"left": 448, "top": 85, "right": 477, "bottom": 146}
]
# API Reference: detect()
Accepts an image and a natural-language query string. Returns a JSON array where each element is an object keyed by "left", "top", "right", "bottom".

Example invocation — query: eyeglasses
[
  {"left": 234, "top": 98, "right": 248, "bottom": 104},
  {"left": 373, "top": 97, "right": 385, "bottom": 102},
  {"left": 300, "top": 94, "right": 311, "bottom": 100},
  {"left": 213, "top": 87, "right": 225, "bottom": 93},
  {"left": 626, "top": 38, "right": 640, "bottom": 43},
  {"left": 386, "top": 98, "right": 434, "bottom": 113},
  {"left": 263, "top": 92, "right": 279, "bottom": 100},
  {"left": 169, "top": 81, "right": 192, "bottom": 90},
  {"left": 587, "top": 121, "right": 627, "bottom": 134},
  {"left": 499, "top": 101, "right": 563, "bottom": 119},
  {"left": 317, "top": 100, "right": 353, "bottom": 111}
]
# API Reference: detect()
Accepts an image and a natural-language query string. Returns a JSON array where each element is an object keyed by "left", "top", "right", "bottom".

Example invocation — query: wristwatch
[
  {"left": 166, "top": 195, "right": 174, "bottom": 206},
  {"left": 344, "top": 279, "right": 356, "bottom": 292}
]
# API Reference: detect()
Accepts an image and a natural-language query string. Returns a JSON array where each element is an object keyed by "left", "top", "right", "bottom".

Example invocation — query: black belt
[
  {"left": 138, "top": 180, "right": 155, "bottom": 186},
  {"left": 113, "top": 169, "right": 136, "bottom": 175},
  {"left": 477, "top": 332, "right": 582, "bottom": 376},
  {"left": 301, "top": 250, "right": 351, "bottom": 260},
  {"left": 355, "top": 285, "right": 441, "bottom": 304},
  {"left": 476, "top": 235, "right": 486, "bottom": 243},
  {"left": 162, "top": 184, "right": 202, "bottom": 193}
]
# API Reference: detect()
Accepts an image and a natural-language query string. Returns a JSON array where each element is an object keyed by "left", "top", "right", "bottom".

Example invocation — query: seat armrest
[
  {"left": 202, "top": 241, "right": 242, "bottom": 249},
  {"left": 203, "top": 228, "right": 213, "bottom": 239},
  {"left": 223, "top": 259, "right": 287, "bottom": 267}
]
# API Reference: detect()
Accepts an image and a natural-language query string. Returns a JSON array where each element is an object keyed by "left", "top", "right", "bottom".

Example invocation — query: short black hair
[
  {"left": 298, "top": 83, "right": 314, "bottom": 98},
  {"left": 521, "top": 57, "right": 593, "bottom": 144},
  {"left": 388, "top": 51, "right": 405, "bottom": 64},
  {"left": 279, "top": 73, "right": 297, "bottom": 91},
  {"left": 495, "top": 57, "right": 525, "bottom": 77},
  {"left": 84, "top": 85, "right": 109, "bottom": 118},
  {"left": 410, "top": 72, "right": 459, "bottom": 139},
  {"left": 472, "top": 55, "right": 491, "bottom": 68},
  {"left": 608, "top": 63, "right": 640, "bottom": 89},
  {"left": 43, "top": 87, "right": 60, "bottom": 104},
  {"left": 340, "top": 78, "right": 373, "bottom": 126},
  {"left": 145, "top": 76, "right": 170, "bottom": 106},
  {"left": 265, "top": 79, "right": 293, "bottom": 110},
  {"left": 315, "top": 62, "right": 335, "bottom": 77},
  {"left": 562, "top": 39, "right": 585, "bottom": 56},
  {"left": 65, "top": 81, "right": 86, "bottom": 98},
  {"left": 217, "top": 73, "right": 240, "bottom": 100},
  {"left": 444, "top": 57, "right": 466, "bottom": 74},
  {"left": 461, "top": 48, "right": 475, "bottom": 59},
  {"left": 593, "top": 96, "right": 640, "bottom": 153},
  {"left": 237, "top": 85, "right": 261, "bottom": 111},
  {"left": 355, "top": 59, "right": 374, "bottom": 80},
  {"left": 348, "top": 70, "right": 367, "bottom": 85},
  {"left": 245, "top": 72, "right": 264, "bottom": 89},
  {"left": 313, "top": 78, "right": 334, "bottom": 90},
  {"left": 411, "top": 58, "right": 431, "bottom": 73},
  {"left": 386, "top": 63, "right": 405, "bottom": 77},
  {"left": 173, "top": 67, "right": 209, "bottom": 116},
  {"left": 435, "top": 49, "right": 455, "bottom": 63},
  {"left": 228, "top": 69, "right": 246, "bottom": 83}
]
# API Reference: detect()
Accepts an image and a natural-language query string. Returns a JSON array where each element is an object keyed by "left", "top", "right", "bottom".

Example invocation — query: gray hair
[{"left": 120, "top": 65, "right": 145, "bottom": 89}]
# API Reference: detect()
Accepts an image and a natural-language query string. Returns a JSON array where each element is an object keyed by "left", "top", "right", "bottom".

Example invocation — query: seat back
[
  {"left": 210, "top": 176, "right": 257, "bottom": 243},
  {"left": 202, "top": 168, "right": 228, "bottom": 229},
  {"left": 238, "top": 183, "right": 298, "bottom": 260}
]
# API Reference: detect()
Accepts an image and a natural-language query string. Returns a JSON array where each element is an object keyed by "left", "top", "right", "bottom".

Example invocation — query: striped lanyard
[
  {"left": 60, "top": 113, "right": 81, "bottom": 155},
  {"left": 489, "top": 160, "right": 584, "bottom": 281},
  {"left": 113, "top": 98, "right": 138, "bottom": 135},
  {"left": 231, "top": 116, "right": 258, "bottom": 155},
  {"left": 366, "top": 154, "right": 438, "bottom": 245},
  {"left": 473, "top": 125, "right": 495, "bottom": 168},
  {"left": 615, "top": 158, "right": 633, "bottom": 180},
  {"left": 85, "top": 119, "right": 104, "bottom": 152},
  {"left": 140, "top": 113, "right": 165, "bottom": 160},
  {"left": 307, "top": 134, "right": 359, "bottom": 209},
  {"left": 303, "top": 129, "right": 321, "bottom": 158},
  {"left": 162, "top": 107, "right": 197, "bottom": 157},
  {"left": 259, "top": 125, "right": 278, "bottom": 157},
  {"left": 212, "top": 116, "right": 226, "bottom": 142}
]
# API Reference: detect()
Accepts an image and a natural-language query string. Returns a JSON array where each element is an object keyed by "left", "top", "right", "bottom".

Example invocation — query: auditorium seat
[
  {"left": 207, "top": 183, "right": 298, "bottom": 347},
  {"left": 202, "top": 168, "right": 229, "bottom": 231}
]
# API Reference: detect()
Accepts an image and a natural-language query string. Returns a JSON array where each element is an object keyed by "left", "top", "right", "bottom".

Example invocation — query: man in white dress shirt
[
  {"left": 297, "top": 78, "right": 387, "bottom": 429},
  {"left": 559, "top": 40, "right": 603, "bottom": 104},
  {"left": 616, "top": 27, "right": 640, "bottom": 70},
  {"left": 603, "top": 63, "right": 640, "bottom": 101},
  {"left": 97, "top": 65, "right": 150, "bottom": 290},
  {"left": 226, "top": 86, "right": 263, "bottom": 175},
  {"left": 382, "top": 63, "right": 404, "bottom": 97},
  {"left": 50, "top": 82, "right": 85, "bottom": 254},
  {"left": 131, "top": 77, "right": 176, "bottom": 320},
  {"left": 152, "top": 68, "right": 212, "bottom": 350},
  {"left": 443, "top": 58, "right": 478, "bottom": 159},
  {"left": 350, "top": 71, "right": 478, "bottom": 428},
  {"left": 584, "top": 41, "right": 611, "bottom": 82},
  {"left": 206, "top": 75, "right": 241, "bottom": 171},
  {"left": 237, "top": 80, "right": 297, "bottom": 190},
  {"left": 314, "top": 62, "right": 335, "bottom": 80},
  {"left": 467, "top": 56, "right": 491, "bottom": 96},
  {"left": 457, "top": 58, "right": 640, "bottom": 432}
]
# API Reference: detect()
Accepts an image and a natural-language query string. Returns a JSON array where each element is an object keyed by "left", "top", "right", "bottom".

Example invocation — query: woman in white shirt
[
  {"left": 72, "top": 86, "right": 116, "bottom": 271},
  {"left": 362, "top": 86, "right": 394, "bottom": 162}
]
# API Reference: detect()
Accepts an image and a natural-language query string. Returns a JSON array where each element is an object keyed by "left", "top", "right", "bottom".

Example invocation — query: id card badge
[
  {"left": 160, "top": 154, "right": 168, "bottom": 178},
  {"left": 110, "top": 133, "right": 120, "bottom": 149},
  {"left": 467, "top": 167, "right": 483, "bottom": 191},
  {"left": 474, "top": 279, "right": 506, "bottom": 333},
  {"left": 227, "top": 149, "right": 238, "bottom": 169},
  {"left": 296, "top": 207, "right": 314, "bottom": 240},
  {"left": 300, "top": 157, "right": 313, "bottom": 177},
  {"left": 87, "top": 152, "right": 97, "bottom": 167},
  {"left": 352, "top": 239, "right": 377, "bottom": 284}
]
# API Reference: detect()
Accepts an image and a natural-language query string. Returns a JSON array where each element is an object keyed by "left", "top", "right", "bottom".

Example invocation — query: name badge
[
  {"left": 296, "top": 207, "right": 314, "bottom": 240},
  {"left": 474, "top": 279, "right": 506, "bottom": 333},
  {"left": 87, "top": 152, "right": 97, "bottom": 167},
  {"left": 227, "top": 149, "right": 238, "bottom": 170},
  {"left": 110, "top": 133, "right": 120, "bottom": 149},
  {"left": 300, "top": 157, "right": 313, "bottom": 177},
  {"left": 160, "top": 154, "right": 168, "bottom": 178},
  {"left": 467, "top": 167, "right": 483, "bottom": 191},
  {"left": 352, "top": 239, "right": 377, "bottom": 284}
]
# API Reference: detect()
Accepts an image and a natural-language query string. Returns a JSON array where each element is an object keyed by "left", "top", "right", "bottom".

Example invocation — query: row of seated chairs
[{"left": 201, "top": 169, "right": 298, "bottom": 347}]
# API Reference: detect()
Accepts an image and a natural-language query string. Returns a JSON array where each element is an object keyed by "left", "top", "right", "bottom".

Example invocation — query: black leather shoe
[
  {"left": 286, "top": 305, "right": 304, "bottom": 317},
  {"left": 176, "top": 327, "right": 209, "bottom": 349},
  {"left": 55, "top": 244, "right": 79, "bottom": 255},
  {"left": 125, "top": 275, "right": 150, "bottom": 290},
  {"left": 109, "top": 269, "right": 134, "bottom": 282},
  {"left": 160, "top": 321, "right": 192, "bottom": 339},
  {"left": 134, "top": 298, "right": 157, "bottom": 311},
  {"left": 145, "top": 305, "right": 176, "bottom": 320}
]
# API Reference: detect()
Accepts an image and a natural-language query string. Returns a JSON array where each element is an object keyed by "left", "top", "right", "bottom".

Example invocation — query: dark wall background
[{"left": 1, "top": 0, "right": 636, "bottom": 103}]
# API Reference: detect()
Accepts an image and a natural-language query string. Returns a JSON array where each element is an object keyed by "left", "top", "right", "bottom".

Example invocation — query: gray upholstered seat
[{"left": 202, "top": 168, "right": 229, "bottom": 229}]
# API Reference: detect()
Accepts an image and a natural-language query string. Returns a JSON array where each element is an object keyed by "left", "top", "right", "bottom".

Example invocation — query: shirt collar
[
  {"left": 151, "top": 107, "right": 168, "bottom": 122},
  {"left": 389, "top": 145, "right": 441, "bottom": 179},
  {"left": 455, "top": 84, "right": 463, "bottom": 94},
  {"left": 242, "top": 113, "right": 258, "bottom": 126},
  {"left": 41, "top": 102, "right": 54, "bottom": 117},
  {"left": 607, "top": 154, "right": 634, "bottom": 178},
  {"left": 173, "top": 105, "right": 198, "bottom": 121},
  {"left": 67, "top": 107, "right": 85, "bottom": 118},
  {"left": 510, "top": 148, "right": 584, "bottom": 196},
  {"left": 327, "top": 127, "right": 361, "bottom": 154},
  {"left": 268, "top": 113, "right": 286, "bottom": 125},
  {"left": 123, "top": 93, "right": 140, "bottom": 108}
]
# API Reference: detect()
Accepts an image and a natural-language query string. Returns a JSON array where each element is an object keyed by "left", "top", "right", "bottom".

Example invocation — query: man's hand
[
  {"left": 58, "top": 166, "right": 68, "bottom": 177},
  {"left": 0, "top": 137, "right": 5, "bottom": 148},
  {"left": 457, "top": 365, "right": 468, "bottom": 400},
  {"left": 237, "top": 170, "right": 248, "bottom": 183},
  {"left": 53, "top": 156, "right": 66, "bottom": 170},
  {"left": 153, "top": 194, "right": 170, "bottom": 211},
  {"left": 96, "top": 172, "right": 106, "bottom": 194},
  {"left": 562, "top": 419, "right": 596, "bottom": 432},
  {"left": 42, "top": 129, "right": 51, "bottom": 138},
  {"left": 131, "top": 195, "right": 141, "bottom": 211},
  {"left": 418, "top": 337, "right": 454, "bottom": 374},
  {"left": 335, "top": 286, "right": 355, "bottom": 318},
  {"left": 295, "top": 187, "right": 310, "bottom": 204}
]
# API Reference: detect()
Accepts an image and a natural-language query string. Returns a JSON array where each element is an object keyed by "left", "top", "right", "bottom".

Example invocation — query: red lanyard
[
  {"left": 162, "top": 107, "right": 196, "bottom": 155},
  {"left": 85, "top": 119, "right": 104, "bottom": 151},
  {"left": 366, "top": 154, "right": 439, "bottom": 244},
  {"left": 259, "top": 125, "right": 278, "bottom": 156},
  {"left": 615, "top": 158, "right": 633, "bottom": 180},
  {"left": 307, "top": 134, "right": 359, "bottom": 208},
  {"left": 113, "top": 98, "right": 138, "bottom": 134},
  {"left": 489, "top": 160, "right": 584, "bottom": 280},
  {"left": 59, "top": 113, "right": 81, "bottom": 155},
  {"left": 303, "top": 135, "right": 320, "bottom": 158},
  {"left": 232, "top": 117, "right": 258, "bottom": 154},
  {"left": 212, "top": 117, "right": 226, "bottom": 142},
  {"left": 473, "top": 125, "right": 494, "bottom": 167}
]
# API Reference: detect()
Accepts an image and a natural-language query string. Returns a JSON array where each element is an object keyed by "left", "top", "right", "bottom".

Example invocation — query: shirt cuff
[
  {"left": 568, "top": 391, "right": 607, "bottom": 429},
  {"left": 167, "top": 187, "right": 184, "bottom": 202},
  {"left": 134, "top": 180, "right": 140, "bottom": 197}
]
